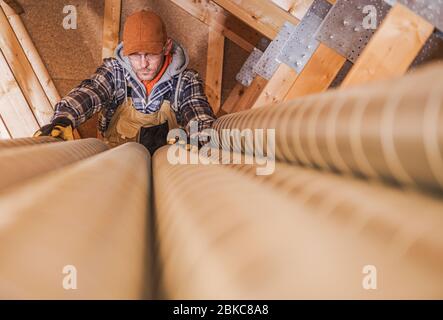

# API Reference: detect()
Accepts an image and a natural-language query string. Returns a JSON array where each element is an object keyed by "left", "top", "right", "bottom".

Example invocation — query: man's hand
[{"left": 33, "top": 117, "right": 75, "bottom": 141}]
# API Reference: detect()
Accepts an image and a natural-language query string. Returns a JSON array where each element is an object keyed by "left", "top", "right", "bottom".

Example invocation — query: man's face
[{"left": 128, "top": 52, "right": 165, "bottom": 81}]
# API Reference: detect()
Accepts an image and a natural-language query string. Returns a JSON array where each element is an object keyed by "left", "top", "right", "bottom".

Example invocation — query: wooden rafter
[
  {"left": 0, "top": 49, "right": 39, "bottom": 138},
  {"left": 271, "top": 0, "right": 313, "bottom": 19},
  {"left": 0, "top": 5, "right": 53, "bottom": 127},
  {"left": 252, "top": 63, "right": 298, "bottom": 108},
  {"left": 2, "top": 0, "right": 23, "bottom": 14},
  {"left": 0, "top": 114, "right": 11, "bottom": 139},
  {"left": 220, "top": 82, "right": 244, "bottom": 114},
  {"left": 170, "top": 0, "right": 263, "bottom": 53},
  {"left": 206, "top": 26, "right": 225, "bottom": 114},
  {"left": 212, "top": 0, "right": 300, "bottom": 39},
  {"left": 284, "top": 43, "right": 346, "bottom": 100},
  {"left": 1, "top": 1, "right": 61, "bottom": 109},
  {"left": 220, "top": 14, "right": 263, "bottom": 52},
  {"left": 94, "top": 0, "right": 122, "bottom": 140},
  {"left": 233, "top": 76, "right": 267, "bottom": 112},
  {"left": 102, "top": 0, "right": 122, "bottom": 59},
  {"left": 0, "top": 1, "right": 81, "bottom": 139}
]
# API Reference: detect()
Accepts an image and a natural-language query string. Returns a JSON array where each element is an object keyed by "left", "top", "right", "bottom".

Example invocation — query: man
[{"left": 35, "top": 10, "right": 216, "bottom": 154}]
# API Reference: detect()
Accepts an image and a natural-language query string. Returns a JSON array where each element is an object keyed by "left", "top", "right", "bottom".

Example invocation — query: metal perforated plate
[
  {"left": 253, "top": 22, "right": 297, "bottom": 80},
  {"left": 410, "top": 30, "right": 443, "bottom": 68},
  {"left": 383, "top": 0, "right": 397, "bottom": 5},
  {"left": 397, "top": 0, "right": 443, "bottom": 32},
  {"left": 278, "top": 0, "right": 332, "bottom": 73},
  {"left": 235, "top": 48, "right": 263, "bottom": 87},
  {"left": 315, "top": 0, "right": 391, "bottom": 63}
]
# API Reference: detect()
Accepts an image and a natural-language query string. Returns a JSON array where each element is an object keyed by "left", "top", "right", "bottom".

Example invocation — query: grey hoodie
[{"left": 114, "top": 39, "right": 189, "bottom": 106}]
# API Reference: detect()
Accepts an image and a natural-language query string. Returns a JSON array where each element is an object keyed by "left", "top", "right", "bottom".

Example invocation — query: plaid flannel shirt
[{"left": 51, "top": 57, "right": 216, "bottom": 136}]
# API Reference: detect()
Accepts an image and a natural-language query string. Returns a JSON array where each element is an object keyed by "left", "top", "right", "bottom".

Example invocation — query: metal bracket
[
  {"left": 397, "top": 0, "right": 443, "bottom": 32},
  {"left": 278, "top": 0, "right": 332, "bottom": 74},
  {"left": 253, "top": 22, "right": 296, "bottom": 80},
  {"left": 315, "top": 0, "right": 391, "bottom": 63},
  {"left": 235, "top": 48, "right": 263, "bottom": 87}
]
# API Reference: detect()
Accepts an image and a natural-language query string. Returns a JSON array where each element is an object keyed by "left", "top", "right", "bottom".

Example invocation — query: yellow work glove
[{"left": 33, "top": 118, "right": 74, "bottom": 141}]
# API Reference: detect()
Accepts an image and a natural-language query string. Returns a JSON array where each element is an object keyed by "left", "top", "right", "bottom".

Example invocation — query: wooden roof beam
[
  {"left": 212, "top": 0, "right": 300, "bottom": 39},
  {"left": 2, "top": 0, "right": 23, "bottom": 14},
  {"left": 170, "top": 0, "right": 264, "bottom": 52}
]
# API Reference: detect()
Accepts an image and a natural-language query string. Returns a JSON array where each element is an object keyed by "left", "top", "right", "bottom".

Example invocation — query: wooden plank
[
  {"left": 97, "top": 0, "right": 122, "bottom": 140},
  {"left": 0, "top": 6, "right": 53, "bottom": 127},
  {"left": 2, "top": 0, "right": 23, "bottom": 14},
  {"left": 0, "top": 49, "right": 39, "bottom": 138},
  {"left": 220, "top": 14, "right": 263, "bottom": 52},
  {"left": 212, "top": 0, "right": 299, "bottom": 39},
  {"left": 271, "top": 0, "right": 313, "bottom": 19},
  {"left": 0, "top": 2, "right": 80, "bottom": 139},
  {"left": 252, "top": 63, "right": 299, "bottom": 109},
  {"left": 206, "top": 27, "right": 225, "bottom": 115},
  {"left": 284, "top": 43, "right": 346, "bottom": 101},
  {"left": 1, "top": 2, "right": 60, "bottom": 108},
  {"left": 0, "top": 115, "right": 11, "bottom": 139},
  {"left": 170, "top": 0, "right": 262, "bottom": 53},
  {"left": 102, "top": 0, "right": 121, "bottom": 59},
  {"left": 233, "top": 76, "right": 268, "bottom": 112},
  {"left": 221, "top": 82, "right": 245, "bottom": 114},
  {"left": 341, "top": 3, "right": 434, "bottom": 88}
]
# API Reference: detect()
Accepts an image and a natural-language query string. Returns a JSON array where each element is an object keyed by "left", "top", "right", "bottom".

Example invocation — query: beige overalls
[{"left": 103, "top": 97, "right": 179, "bottom": 148}]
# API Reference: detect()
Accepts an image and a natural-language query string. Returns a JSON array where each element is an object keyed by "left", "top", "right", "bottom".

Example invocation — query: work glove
[{"left": 33, "top": 117, "right": 74, "bottom": 141}]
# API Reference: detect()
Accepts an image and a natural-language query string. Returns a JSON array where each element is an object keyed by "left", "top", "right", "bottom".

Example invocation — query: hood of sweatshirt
[{"left": 115, "top": 39, "right": 189, "bottom": 95}]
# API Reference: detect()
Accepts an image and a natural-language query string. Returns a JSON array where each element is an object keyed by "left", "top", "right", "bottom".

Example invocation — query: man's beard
[
  {"left": 137, "top": 56, "right": 165, "bottom": 81},
  {"left": 137, "top": 70, "right": 155, "bottom": 81}
]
